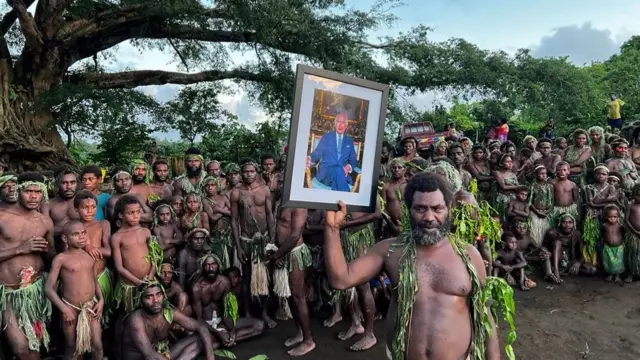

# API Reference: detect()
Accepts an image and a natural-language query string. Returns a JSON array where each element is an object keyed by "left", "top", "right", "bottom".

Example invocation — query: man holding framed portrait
[{"left": 306, "top": 111, "right": 358, "bottom": 192}]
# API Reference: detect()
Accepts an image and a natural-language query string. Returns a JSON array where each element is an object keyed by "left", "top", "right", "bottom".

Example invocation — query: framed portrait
[{"left": 281, "top": 64, "right": 389, "bottom": 212}]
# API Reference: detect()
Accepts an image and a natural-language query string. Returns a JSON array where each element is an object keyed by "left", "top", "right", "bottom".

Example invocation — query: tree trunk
[{"left": 0, "top": 65, "right": 70, "bottom": 172}]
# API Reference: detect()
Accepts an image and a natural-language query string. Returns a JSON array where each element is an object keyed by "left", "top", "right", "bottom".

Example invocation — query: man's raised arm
[{"left": 324, "top": 201, "right": 388, "bottom": 290}]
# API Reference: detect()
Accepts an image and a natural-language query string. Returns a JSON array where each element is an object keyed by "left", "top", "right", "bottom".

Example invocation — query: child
[
  {"left": 506, "top": 186, "right": 530, "bottom": 224},
  {"left": 602, "top": 205, "right": 625, "bottom": 283},
  {"left": 80, "top": 165, "right": 110, "bottom": 221},
  {"left": 202, "top": 176, "right": 233, "bottom": 268},
  {"left": 74, "top": 191, "right": 113, "bottom": 327},
  {"left": 623, "top": 184, "right": 640, "bottom": 282},
  {"left": 152, "top": 203, "right": 183, "bottom": 263},
  {"left": 111, "top": 195, "right": 156, "bottom": 313},
  {"left": 584, "top": 165, "right": 618, "bottom": 268},
  {"left": 45, "top": 221, "right": 104, "bottom": 359},
  {"left": 181, "top": 193, "right": 210, "bottom": 233},
  {"left": 609, "top": 172, "right": 628, "bottom": 218},
  {"left": 171, "top": 195, "right": 185, "bottom": 218},
  {"left": 493, "top": 232, "right": 529, "bottom": 291},
  {"left": 551, "top": 162, "right": 579, "bottom": 225},
  {"left": 529, "top": 166, "right": 554, "bottom": 247}
]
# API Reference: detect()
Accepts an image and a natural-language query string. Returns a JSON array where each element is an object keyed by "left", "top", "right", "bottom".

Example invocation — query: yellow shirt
[{"left": 608, "top": 99, "right": 624, "bottom": 119}]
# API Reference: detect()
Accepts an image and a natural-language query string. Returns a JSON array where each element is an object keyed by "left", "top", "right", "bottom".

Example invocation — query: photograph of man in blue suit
[{"left": 306, "top": 111, "right": 358, "bottom": 192}]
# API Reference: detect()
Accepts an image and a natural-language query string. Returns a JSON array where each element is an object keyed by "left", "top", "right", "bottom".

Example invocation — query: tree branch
[
  {"left": 66, "top": 69, "right": 274, "bottom": 89},
  {"left": 167, "top": 38, "right": 190, "bottom": 72},
  {"left": 11, "top": 0, "right": 44, "bottom": 51},
  {"left": 1, "top": 0, "right": 35, "bottom": 35},
  {"left": 35, "top": 0, "right": 74, "bottom": 38}
]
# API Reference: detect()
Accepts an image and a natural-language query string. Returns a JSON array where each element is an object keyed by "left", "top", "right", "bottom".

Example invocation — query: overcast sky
[{"left": 102, "top": 0, "right": 640, "bottom": 139}]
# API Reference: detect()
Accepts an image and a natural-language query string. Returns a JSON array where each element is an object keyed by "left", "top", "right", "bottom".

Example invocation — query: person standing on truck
[
  {"left": 607, "top": 93, "right": 625, "bottom": 130},
  {"left": 497, "top": 119, "right": 509, "bottom": 143},
  {"left": 398, "top": 137, "right": 425, "bottom": 164}
]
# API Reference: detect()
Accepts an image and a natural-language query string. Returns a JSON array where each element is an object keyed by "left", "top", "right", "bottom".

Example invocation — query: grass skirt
[
  {"left": 624, "top": 232, "right": 640, "bottom": 276},
  {"left": 274, "top": 244, "right": 313, "bottom": 298},
  {"left": 331, "top": 225, "right": 375, "bottom": 306},
  {"left": 210, "top": 235, "right": 231, "bottom": 270},
  {"left": 114, "top": 279, "right": 137, "bottom": 313},
  {"left": 603, "top": 244, "right": 625, "bottom": 275},
  {"left": 241, "top": 233, "right": 271, "bottom": 297},
  {"left": 530, "top": 213, "right": 550, "bottom": 248},
  {"left": 97, "top": 268, "right": 113, "bottom": 328},
  {"left": 551, "top": 203, "right": 578, "bottom": 227},
  {"left": 62, "top": 298, "right": 96, "bottom": 355},
  {"left": 0, "top": 276, "right": 51, "bottom": 351},
  {"left": 582, "top": 216, "right": 599, "bottom": 266}
]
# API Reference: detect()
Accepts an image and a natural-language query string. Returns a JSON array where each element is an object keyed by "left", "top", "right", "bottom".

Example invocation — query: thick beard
[
  {"left": 133, "top": 176, "right": 145, "bottom": 184},
  {"left": 411, "top": 217, "right": 452, "bottom": 246},
  {"left": 187, "top": 167, "right": 202, "bottom": 178}
]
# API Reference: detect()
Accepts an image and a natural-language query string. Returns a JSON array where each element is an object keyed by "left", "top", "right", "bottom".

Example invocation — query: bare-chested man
[
  {"left": 261, "top": 154, "right": 279, "bottom": 195},
  {"left": 624, "top": 184, "right": 640, "bottom": 282},
  {"left": 382, "top": 159, "right": 407, "bottom": 237},
  {"left": 0, "top": 172, "right": 55, "bottom": 358},
  {"left": 120, "top": 282, "right": 215, "bottom": 360},
  {"left": 0, "top": 173, "right": 18, "bottom": 210},
  {"left": 271, "top": 198, "right": 315, "bottom": 356},
  {"left": 74, "top": 191, "right": 113, "bottom": 327},
  {"left": 111, "top": 195, "right": 156, "bottom": 313},
  {"left": 150, "top": 159, "right": 173, "bottom": 199},
  {"left": 152, "top": 203, "right": 183, "bottom": 263},
  {"left": 230, "top": 161, "right": 276, "bottom": 328},
  {"left": 202, "top": 176, "right": 232, "bottom": 269},
  {"left": 172, "top": 149, "right": 207, "bottom": 197},
  {"left": 80, "top": 165, "right": 110, "bottom": 221},
  {"left": 176, "top": 228, "right": 209, "bottom": 290},
  {"left": 45, "top": 170, "right": 78, "bottom": 253},
  {"left": 158, "top": 263, "right": 190, "bottom": 315},
  {"left": 544, "top": 213, "right": 595, "bottom": 284},
  {"left": 324, "top": 172, "right": 500, "bottom": 360},
  {"left": 107, "top": 169, "right": 153, "bottom": 224},
  {"left": 45, "top": 221, "right": 104, "bottom": 360},
  {"left": 130, "top": 160, "right": 154, "bottom": 202},
  {"left": 191, "top": 254, "right": 264, "bottom": 348}
]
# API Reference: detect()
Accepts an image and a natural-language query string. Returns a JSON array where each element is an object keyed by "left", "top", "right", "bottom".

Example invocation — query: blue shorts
[{"left": 608, "top": 118, "right": 623, "bottom": 129}]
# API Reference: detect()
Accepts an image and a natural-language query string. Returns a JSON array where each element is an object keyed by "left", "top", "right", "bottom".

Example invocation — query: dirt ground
[{"left": 233, "top": 275, "right": 640, "bottom": 360}]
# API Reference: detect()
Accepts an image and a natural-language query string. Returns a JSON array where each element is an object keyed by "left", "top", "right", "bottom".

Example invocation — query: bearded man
[
  {"left": 191, "top": 254, "right": 264, "bottom": 347},
  {"left": 44, "top": 170, "right": 79, "bottom": 252},
  {"left": 323, "top": 172, "right": 500, "bottom": 360},
  {"left": 0, "top": 173, "right": 18, "bottom": 210},
  {"left": 150, "top": 159, "right": 173, "bottom": 199},
  {"left": 120, "top": 281, "right": 215, "bottom": 360},
  {"left": 0, "top": 172, "right": 55, "bottom": 358},
  {"left": 130, "top": 159, "right": 154, "bottom": 202},
  {"left": 172, "top": 148, "right": 207, "bottom": 197}
]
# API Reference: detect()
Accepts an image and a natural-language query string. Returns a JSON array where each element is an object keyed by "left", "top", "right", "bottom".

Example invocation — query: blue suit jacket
[{"left": 310, "top": 131, "right": 358, "bottom": 187}]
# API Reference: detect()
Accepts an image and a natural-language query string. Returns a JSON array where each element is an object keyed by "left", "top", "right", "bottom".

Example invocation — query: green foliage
[
  {"left": 163, "top": 85, "right": 236, "bottom": 145},
  {"left": 214, "top": 350, "right": 237, "bottom": 359},
  {"left": 484, "top": 277, "right": 517, "bottom": 360}
]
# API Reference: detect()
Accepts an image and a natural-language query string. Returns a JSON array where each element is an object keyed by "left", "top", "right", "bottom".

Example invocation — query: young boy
[
  {"left": 551, "top": 162, "right": 580, "bottom": 226},
  {"left": 45, "top": 221, "right": 104, "bottom": 359},
  {"left": 111, "top": 195, "right": 156, "bottom": 313},
  {"left": 152, "top": 203, "right": 183, "bottom": 263},
  {"left": 74, "top": 190, "right": 113, "bottom": 327},
  {"left": 506, "top": 185, "right": 530, "bottom": 224},
  {"left": 529, "top": 166, "right": 554, "bottom": 247},
  {"left": 493, "top": 232, "right": 529, "bottom": 291},
  {"left": 80, "top": 165, "right": 110, "bottom": 221},
  {"left": 171, "top": 195, "right": 185, "bottom": 218},
  {"left": 602, "top": 205, "right": 625, "bottom": 283}
]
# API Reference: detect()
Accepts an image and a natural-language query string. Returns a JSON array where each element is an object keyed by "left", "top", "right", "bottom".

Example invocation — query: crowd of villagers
[{"left": 5, "top": 121, "right": 640, "bottom": 360}]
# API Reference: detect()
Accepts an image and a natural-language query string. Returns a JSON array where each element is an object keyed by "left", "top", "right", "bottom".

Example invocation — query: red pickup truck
[{"left": 397, "top": 122, "right": 452, "bottom": 151}]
